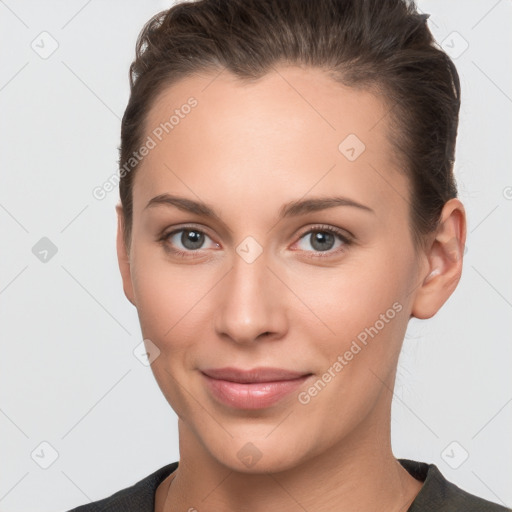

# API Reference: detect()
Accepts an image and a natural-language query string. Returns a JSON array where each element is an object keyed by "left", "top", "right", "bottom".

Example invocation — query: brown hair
[{"left": 118, "top": 0, "right": 460, "bottom": 253}]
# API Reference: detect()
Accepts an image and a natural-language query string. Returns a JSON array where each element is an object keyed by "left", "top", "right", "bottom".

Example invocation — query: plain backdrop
[{"left": 0, "top": 1, "right": 511, "bottom": 511}]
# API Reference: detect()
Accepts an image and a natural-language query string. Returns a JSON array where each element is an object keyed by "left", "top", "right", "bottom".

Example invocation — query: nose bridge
[{"left": 214, "top": 245, "right": 284, "bottom": 344}]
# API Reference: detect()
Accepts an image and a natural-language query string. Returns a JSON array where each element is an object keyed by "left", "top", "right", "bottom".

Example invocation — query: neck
[{"left": 159, "top": 401, "right": 423, "bottom": 512}]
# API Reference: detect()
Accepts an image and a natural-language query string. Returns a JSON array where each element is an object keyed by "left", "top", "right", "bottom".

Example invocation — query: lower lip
[{"left": 202, "top": 373, "right": 311, "bottom": 409}]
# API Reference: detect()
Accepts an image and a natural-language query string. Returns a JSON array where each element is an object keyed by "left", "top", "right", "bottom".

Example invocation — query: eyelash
[{"left": 158, "top": 224, "right": 353, "bottom": 259}]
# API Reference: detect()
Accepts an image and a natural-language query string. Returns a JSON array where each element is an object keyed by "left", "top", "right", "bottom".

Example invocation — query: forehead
[
  {"left": 133, "top": 65, "right": 409, "bottom": 220},
  {"left": 144, "top": 65, "right": 393, "bottom": 148}
]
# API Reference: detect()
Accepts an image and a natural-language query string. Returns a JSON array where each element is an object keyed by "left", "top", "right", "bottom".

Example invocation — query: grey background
[{"left": 0, "top": 1, "right": 511, "bottom": 510}]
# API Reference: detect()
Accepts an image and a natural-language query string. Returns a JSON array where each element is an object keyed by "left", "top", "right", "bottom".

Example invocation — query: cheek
[
  {"left": 130, "top": 246, "right": 206, "bottom": 348},
  {"left": 297, "top": 242, "right": 416, "bottom": 390},
  {"left": 293, "top": 254, "right": 412, "bottom": 432},
  {"left": 130, "top": 250, "right": 209, "bottom": 415},
  {"left": 302, "top": 253, "right": 409, "bottom": 335}
]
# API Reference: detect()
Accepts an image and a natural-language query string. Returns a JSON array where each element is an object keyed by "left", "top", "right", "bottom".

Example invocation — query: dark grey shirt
[{"left": 67, "top": 459, "right": 511, "bottom": 511}]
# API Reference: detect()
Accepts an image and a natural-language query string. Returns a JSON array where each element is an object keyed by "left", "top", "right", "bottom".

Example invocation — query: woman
[{"left": 69, "top": 0, "right": 509, "bottom": 510}]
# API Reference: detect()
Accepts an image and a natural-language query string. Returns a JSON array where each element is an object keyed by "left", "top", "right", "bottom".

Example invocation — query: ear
[
  {"left": 115, "top": 204, "right": 136, "bottom": 307},
  {"left": 411, "top": 198, "right": 467, "bottom": 319}
]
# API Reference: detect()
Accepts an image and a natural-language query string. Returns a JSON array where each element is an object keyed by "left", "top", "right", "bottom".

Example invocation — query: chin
[{"left": 201, "top": 428, "right": 314, "bottom": 475}]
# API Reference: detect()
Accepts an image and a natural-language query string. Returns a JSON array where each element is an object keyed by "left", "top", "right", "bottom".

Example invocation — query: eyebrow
[{"left": 144, "top": 193, "right": 375, "bottom": 220}]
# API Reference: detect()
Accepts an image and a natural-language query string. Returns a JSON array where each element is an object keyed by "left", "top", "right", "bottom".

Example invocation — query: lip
[{"left": 201, "top": 367, "right": 312, "bottom": 409}]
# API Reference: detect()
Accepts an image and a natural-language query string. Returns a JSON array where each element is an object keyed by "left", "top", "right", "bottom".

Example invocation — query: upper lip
[{"left": 201, "top": 367, "right": 311, "bottom": 383}]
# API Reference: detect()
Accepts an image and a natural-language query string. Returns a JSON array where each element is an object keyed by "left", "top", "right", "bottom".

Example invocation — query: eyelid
[
  {"left": 294, "top": 223, "right": 354, "bottom": 243},
  {"left": 161, "top": 223, "right": 218, "bottom": 243}
]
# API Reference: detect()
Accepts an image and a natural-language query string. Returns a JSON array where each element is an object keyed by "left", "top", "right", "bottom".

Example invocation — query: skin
[{"left": 116, "top": 65, "right": 466, "bottom": 512}]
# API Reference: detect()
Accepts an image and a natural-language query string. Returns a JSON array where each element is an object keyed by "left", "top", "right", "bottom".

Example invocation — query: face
[{"left": 118, "top": 65, "right": 429, "bottom": 473}]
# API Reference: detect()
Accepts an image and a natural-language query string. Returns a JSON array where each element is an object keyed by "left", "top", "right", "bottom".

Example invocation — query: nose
[{"left": 213, "top": 249, "right": 288, "bottom": 345}]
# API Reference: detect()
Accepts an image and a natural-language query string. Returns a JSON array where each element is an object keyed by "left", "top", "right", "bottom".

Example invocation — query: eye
[
  {"left": 159, "top": 224, "right": 352, "bottom": 259},
  {"left": 293, "top": 225, "right": 351, "bottom": 257},
  {"left": 160, "top": 226, "right": 219, "bottom": 257}
]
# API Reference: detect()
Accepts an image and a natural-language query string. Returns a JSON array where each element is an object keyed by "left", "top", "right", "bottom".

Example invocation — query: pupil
[
  {"left": 182, "top": 230, "right": 204, "bottom": 250},
  {"left": 311, "top": 231, "right": 334, "bottom": 251}
]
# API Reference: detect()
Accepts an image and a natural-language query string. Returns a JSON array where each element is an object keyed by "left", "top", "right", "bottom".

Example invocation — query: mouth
[{"left": 200, "top": 367, "right": 313, "bottom": 409}]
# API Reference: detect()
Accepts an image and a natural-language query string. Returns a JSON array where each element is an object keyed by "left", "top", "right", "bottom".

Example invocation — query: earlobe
[
  {"left": 115, "top": 204, "right": 136, "bottom": 307},
  {"left": 411, "top": 198, "right": 466, "bottom": 320}
]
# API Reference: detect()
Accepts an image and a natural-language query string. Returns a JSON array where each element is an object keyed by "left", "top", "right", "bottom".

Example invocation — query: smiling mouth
[{"left": 200, "top": 367, "right": 313, "bottom": 409}]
